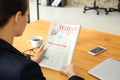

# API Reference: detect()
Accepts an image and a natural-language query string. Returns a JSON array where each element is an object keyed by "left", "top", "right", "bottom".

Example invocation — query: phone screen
[{"left": 90, "top": 47, "right": 105, "bottom": 54}]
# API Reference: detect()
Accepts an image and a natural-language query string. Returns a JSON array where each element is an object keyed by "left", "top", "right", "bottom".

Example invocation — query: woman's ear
[{"left": 15, "top": 11, "right": 22, "bottom": 23}]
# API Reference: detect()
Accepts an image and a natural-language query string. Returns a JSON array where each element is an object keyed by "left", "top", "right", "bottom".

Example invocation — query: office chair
[
  {"left": 83, "top": 0, "right": 108, "bottom": 15},
  {"left": 107, "top": 0, "right": 120, "bottom": 14}
]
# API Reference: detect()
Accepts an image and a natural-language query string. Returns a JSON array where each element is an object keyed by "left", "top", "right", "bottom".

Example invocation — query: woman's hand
[
  {"left": 31, "top": 44, "right": 46, "bottom": 63},
  {"left": 65, "top": 63, "right": 76, "bottom": 78}
]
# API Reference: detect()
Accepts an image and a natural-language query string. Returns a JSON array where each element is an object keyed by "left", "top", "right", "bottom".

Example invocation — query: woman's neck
[
  {"left": 0, "top": 34, "right": 14, "bottom": 45},
  {"left": 0, "top": 26, "right": 14, "bottom": 45},
  {"left": 0, "top": 16, "right": 17, "bottom": 45}
]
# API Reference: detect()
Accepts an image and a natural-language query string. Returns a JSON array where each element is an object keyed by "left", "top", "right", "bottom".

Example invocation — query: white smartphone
[{"left": 88, "top": 46, "right": 106, "bottom": 56}]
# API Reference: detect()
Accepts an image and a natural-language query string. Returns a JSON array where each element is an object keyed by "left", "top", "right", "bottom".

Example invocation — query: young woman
[{"left": 0, "top": 0, "right": 84, "bottom": 80}]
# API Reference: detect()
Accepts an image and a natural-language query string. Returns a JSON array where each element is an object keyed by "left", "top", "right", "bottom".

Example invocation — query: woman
[{"left": 0, "top": 0, "right": 84, "bottom": 80}]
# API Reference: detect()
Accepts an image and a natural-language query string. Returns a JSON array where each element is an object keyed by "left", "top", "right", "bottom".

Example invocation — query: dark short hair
[{"left": 0, "top": 0, "right": 28, "bottom": 27}]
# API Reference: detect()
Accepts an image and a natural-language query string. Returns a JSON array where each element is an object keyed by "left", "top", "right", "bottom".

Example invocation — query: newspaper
[{"left": 39, "top": 22, "right": 81, "bottom": 71}]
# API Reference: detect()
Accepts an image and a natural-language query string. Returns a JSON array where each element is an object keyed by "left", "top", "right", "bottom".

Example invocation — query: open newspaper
[{"left": 39, "top": 22, "right": 81, "bottom": 71}]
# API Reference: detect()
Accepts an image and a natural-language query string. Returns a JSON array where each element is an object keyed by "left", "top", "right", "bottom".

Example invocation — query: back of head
[{"left": 0, "top": 0, "right": 28, "bottom": 27}]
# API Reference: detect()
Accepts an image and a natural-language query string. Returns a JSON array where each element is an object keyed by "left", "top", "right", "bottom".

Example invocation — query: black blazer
[{"left": 0, "top": 39, "right": 84, "bottom": 80}]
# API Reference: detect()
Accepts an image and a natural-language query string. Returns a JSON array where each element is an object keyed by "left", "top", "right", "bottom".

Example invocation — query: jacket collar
[{"left": 0, "top": 39, "right": 25, "bottom": 56}]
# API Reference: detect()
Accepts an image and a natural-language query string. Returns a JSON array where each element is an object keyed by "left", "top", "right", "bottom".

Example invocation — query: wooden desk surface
[{"left": 13, "top": 20, "right": 120, "bottom": 80}]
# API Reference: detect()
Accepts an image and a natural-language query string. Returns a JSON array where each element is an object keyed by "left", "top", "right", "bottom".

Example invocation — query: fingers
[
  {"left": 60, "top": 71, "right": 68, "bottom": 76},
  {"left": 37, "top": 47, "right": 46, "bottom": 57},
  {"left": 31, "top": 43, "right": 47, "bottom": 63},
  {"left": 31, "top": 50, "right": 45, "bottom": 63},
  {"left": 64, "top": 62, "right": 76, "bottom": 78},
  {"left": 36, "top": 43, "right": 45, "bottom": 54},
  {"left": 35, "top": 45, "right": 46, "bottom": 60},
  {"left": 69, "top": 62, "right": 74, "bottom": 68}
]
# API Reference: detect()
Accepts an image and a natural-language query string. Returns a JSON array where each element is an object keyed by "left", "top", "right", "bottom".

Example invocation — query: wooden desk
[{"left": 13, "top": 20, "right": 120, "bottom": 80}]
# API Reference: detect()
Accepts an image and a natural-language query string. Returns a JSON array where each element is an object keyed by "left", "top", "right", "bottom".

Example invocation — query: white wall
[{"left": 29, "top": 0, "right": 120, "bottom": 35}]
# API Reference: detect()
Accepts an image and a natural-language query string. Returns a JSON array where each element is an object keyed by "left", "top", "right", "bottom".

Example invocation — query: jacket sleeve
[
  {"left": 69, "top": 75, "right": 84, "bottom": 80},
  {"left": 19, "top": 62, "right": 46, "bottom": 80}
]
